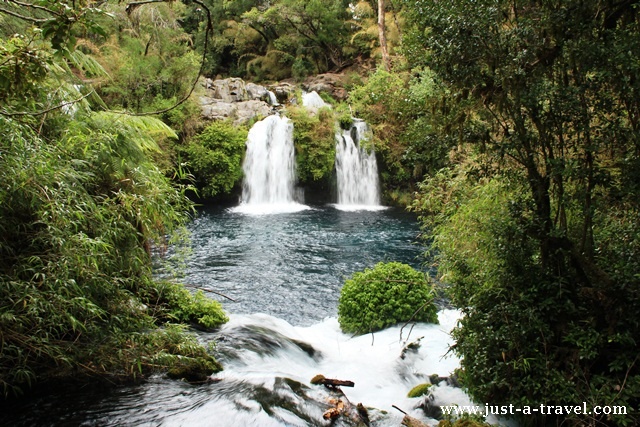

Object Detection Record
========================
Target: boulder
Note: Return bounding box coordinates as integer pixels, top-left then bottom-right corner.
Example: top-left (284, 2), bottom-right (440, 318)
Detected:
top-left (204, 77), bottom-right (248, 102)
top-left (199, 77), bottom-right (275, 125)
top-left (269, 82), bottom-right (297, 104)
top-left (303, 73), bottom-right (348, 101)
top-left (199, 97), bottom-right (273, 126)
top-left (246, 83), bottom-right (271, 103)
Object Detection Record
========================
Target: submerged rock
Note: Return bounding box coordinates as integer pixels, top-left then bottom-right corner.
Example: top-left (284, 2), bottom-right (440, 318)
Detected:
top-left (166, 355), bottom-right (223, 383)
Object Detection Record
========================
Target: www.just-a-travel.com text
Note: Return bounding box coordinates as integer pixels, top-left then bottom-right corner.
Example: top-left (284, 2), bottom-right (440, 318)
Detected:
top-left (440, 402), bottom-right (628, 418)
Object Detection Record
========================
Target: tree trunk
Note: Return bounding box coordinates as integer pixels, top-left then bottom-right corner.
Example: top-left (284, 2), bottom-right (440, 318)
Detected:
top-left (378, 0), bottom-right (390, 70)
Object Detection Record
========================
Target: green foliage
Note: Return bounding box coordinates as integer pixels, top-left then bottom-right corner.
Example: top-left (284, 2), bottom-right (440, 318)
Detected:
top-left (287, 105), bottom-right (337, 184)
top-left (180, 120), bottom-right (248, 199)
top-left (183, 0), bottom-right (372, 80)
top-left (348, 67), bottom-right (457, 199)
top-left (151, 281), bottom-right (228, 330)
top-left (334, 102), bottom-right (353, 130)
top-left (95, 2), bottom-right (200, 113)
top-left (0, 0), bottom-right (232, 398)
top-left (407, 383), bottom-right (432, 398)
top-left (437, 417), bottom-right (491, 427)
top-left (405, 0), bottom-right (640, 424)
top-left (338, 262), bottom-right (438, 335)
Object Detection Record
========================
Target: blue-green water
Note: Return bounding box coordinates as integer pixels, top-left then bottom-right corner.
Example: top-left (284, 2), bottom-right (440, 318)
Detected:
top-left (182, 203), bottom-right (425, 325)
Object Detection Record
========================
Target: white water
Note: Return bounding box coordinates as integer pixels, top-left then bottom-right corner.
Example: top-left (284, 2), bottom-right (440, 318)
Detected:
top-left (177, 309), bottom-right (475, 427)
top-left (268, 90), bottom-right (279, 106)
top-left (234, 115), bottom-right (309, 215)
top-left (302, 91), bottom-right (330, 109)
top-left (335, 120), bottom-right (383, 210)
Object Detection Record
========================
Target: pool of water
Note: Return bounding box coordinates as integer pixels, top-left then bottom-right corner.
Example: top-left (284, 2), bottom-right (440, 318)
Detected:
top-left (181, 203), bottom-right (425, 325)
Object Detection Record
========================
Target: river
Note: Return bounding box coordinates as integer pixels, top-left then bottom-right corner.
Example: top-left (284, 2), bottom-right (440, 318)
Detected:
top-left (0, 204), bottom-right (472, 426)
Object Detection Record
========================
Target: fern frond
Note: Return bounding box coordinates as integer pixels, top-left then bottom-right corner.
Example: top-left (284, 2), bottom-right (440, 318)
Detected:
top-left (89, 111), bottom-right (177, 153)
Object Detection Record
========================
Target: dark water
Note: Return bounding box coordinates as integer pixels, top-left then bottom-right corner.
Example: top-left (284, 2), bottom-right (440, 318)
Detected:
top-left (0, 204), bottom-right (433, 427)
top-left (183, 204), bottom-right (425, 325)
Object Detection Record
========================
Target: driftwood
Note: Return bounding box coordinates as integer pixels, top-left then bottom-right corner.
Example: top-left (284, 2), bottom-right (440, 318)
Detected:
top-left (393, 405), bottom-right (430, 427)
top-left (400, 415), bottom-right (430, 427)
top-left (311, 375), bottom-right (369, 426)
top-left (310, 374), bottom-right (355, 388)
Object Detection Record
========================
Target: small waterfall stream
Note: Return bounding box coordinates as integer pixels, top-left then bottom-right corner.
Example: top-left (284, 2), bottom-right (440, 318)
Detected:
top-left (335, 120), bottom-right (382, 209)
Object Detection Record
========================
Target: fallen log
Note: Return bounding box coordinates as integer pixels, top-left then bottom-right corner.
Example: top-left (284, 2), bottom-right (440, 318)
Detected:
top-left (311, 375), bottom-right (369, 426)
top-left (311, 374), bottom-right (355, 388)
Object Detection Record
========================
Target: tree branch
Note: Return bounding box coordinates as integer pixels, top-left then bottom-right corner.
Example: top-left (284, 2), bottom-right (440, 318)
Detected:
top-left (0, 90), bottom-right (95, 117)
top-left (0, 5), bottom-right (49, 22)
top-left (5, 0), bottom-right (64, 18)
top-left (120, 0), bottom-right (213, 117)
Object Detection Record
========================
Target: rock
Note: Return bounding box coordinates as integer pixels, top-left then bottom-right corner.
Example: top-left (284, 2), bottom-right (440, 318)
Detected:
top-left (199, 97), bottom-right (273, 126)
top-left (303, 73), bottom-right (348, 101)
top-left (269, 82), bottom-right (297, 104)
top-left (246, 83), bottom-right (270, 102)
top-left (205, 77), bottom-right (248, 102)
top-left (166, 355), bottom-right (222, 383)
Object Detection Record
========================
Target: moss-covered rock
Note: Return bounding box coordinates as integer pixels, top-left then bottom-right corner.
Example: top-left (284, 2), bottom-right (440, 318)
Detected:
top-left (407, 383), bottom-right (432, 398)
top-left (166, 355), bottom-right (222, 382)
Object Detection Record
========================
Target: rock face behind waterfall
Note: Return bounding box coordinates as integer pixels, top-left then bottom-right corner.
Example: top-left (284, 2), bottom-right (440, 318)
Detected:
top-left (199, 77), bottom-right (276, 125)
top-left (198, 75), bottom-right (348, 125)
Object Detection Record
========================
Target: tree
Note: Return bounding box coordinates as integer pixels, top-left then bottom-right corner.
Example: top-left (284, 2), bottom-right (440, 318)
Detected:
top-left (377, 0), bottom-right (389, 70)
top-left (405, 0), bottom-right (640, 425)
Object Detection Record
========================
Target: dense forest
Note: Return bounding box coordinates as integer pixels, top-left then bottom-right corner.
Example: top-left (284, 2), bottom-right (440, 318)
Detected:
top-left (1, 0), bottom-right (639, 426)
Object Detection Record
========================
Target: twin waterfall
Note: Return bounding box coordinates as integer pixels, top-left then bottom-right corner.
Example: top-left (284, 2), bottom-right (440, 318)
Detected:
top-left (335, 120), bottom-right (380, 207)
top-left (237, 93), bottom-right (381, 213)
top-left (241, 115), bottom-right (297, 205)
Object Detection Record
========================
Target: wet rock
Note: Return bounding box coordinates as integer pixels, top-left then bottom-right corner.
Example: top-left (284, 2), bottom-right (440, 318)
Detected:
top-left (269, 82), bottom-right (296, 104)
top-left (428, 372), bottom-right (461, 388)
top-left (166, 355), bottom-right (222, 383)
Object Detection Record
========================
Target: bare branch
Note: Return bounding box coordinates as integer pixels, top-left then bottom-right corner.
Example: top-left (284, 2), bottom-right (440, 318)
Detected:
top-left (0, 90), bottom-right (95, 117)
top-left (5, 0), bottom-right (64, 18)
top-left (0, 5), bottom-right (49, 22)
top-left (183, 284), bottom-right (237, 302)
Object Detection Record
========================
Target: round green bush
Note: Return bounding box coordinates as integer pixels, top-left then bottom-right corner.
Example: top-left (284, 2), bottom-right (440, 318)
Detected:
top-left (338, 262), bottom-right (438, 334)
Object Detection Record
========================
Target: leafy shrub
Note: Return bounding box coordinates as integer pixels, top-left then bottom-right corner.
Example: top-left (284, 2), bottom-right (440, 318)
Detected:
top-left (338, 262), bottom-right (438, 334)
top-left (180, 121), bottom-right (248, 199)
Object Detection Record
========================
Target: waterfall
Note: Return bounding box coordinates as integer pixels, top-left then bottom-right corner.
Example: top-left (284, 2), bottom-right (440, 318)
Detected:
top-left (233, 115), bottom-right (307, 214)
top-left (267, 90), bottom-right (279, 106)
top-left (335, 119), bottom-right (383, 210)
top-left (302, 91), bottom-right (329, 109)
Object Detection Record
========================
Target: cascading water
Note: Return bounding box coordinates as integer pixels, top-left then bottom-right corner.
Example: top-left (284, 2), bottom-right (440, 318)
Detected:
top-left (234, 114), bottom-right (307, 214)
top-left (302, 91), bottom-right (329, 109)
top-left (335, 119), bottom-right (382, 210)
top-left (267, 90), bottom-right (279, 106)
